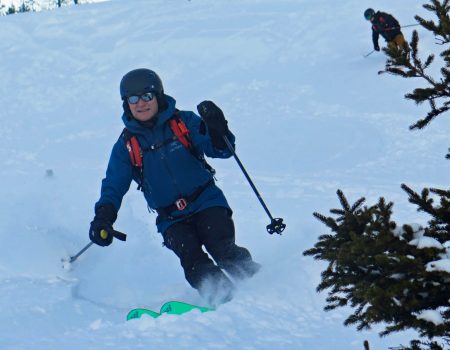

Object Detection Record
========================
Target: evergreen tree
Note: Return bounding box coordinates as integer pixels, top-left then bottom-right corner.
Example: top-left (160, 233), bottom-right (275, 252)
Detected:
top-left (18, 1), bottom-right (32, 13)
top-left (303, 188), bottom-right (450, 349)
top-left (305, 4), bottom-right (449, 348)
top-left (378, 0), bottom-right (450, 134)
top-left (55, 0), bottom-right (81, 8)
top-left (56, 0), bottom-right (72, 7)
top-left (6, 5), bottom-right (17, 15)
top-left (3, 0), bottom-right (86, 14)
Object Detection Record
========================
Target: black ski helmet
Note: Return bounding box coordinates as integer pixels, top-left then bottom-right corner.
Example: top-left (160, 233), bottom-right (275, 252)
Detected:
top-left (120, 68), bottom-right (163, 98)
top-left (119, 68), bottom-right (168, 112)
top-left (364, 8), bottom-right (375, 20)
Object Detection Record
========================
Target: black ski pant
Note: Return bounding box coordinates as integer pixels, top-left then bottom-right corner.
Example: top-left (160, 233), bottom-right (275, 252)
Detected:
top-left (162, 206), bottom-right (259, 303)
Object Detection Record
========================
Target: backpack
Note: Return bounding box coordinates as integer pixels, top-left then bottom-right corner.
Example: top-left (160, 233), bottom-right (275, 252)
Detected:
top-left (122, 111), bottom-right (215, 191)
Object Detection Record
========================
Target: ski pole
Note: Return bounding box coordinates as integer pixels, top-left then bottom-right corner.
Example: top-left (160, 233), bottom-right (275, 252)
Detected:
top-left (67, 242), bottom-right (94, 264)
top-left (384, 24), bottom-right (420, 32)
top-left (223, 135), bottom-right (286, 235)
top-left (363, 49), bottom-right (375, 58)
top-left (401, 24), bottom-right (420, 28)
top-left (63, 229), bottom-right (127, 265)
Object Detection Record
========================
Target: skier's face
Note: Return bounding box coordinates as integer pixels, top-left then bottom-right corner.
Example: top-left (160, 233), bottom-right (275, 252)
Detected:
top-left (128, 93), bottom-right (159, 121)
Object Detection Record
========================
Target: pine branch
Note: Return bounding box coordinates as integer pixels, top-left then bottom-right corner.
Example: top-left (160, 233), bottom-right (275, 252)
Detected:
top-left (337, 189), bottom-right (351, 212)
top-left (389, 338), bottom-right (449, 350)
top-left (417, 0), bottom-right (450, 44)
top-left (351, 197), bottom-right (366, 212)
top-left (401, 184), bottom-right (435, 214)
top-left (378, 1), bottom-right (450, 132)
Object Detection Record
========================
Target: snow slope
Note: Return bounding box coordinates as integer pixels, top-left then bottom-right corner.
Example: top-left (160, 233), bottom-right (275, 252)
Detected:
top-left (0, 0), bottom-right (448, 349)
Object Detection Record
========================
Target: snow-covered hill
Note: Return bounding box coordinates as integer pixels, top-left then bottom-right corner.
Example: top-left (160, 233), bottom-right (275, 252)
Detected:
top-left (0, 0), bottom-right (448, 349)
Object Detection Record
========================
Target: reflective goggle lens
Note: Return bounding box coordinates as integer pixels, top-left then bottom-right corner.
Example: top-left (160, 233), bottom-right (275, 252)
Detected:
top-left (128, 92), bottom-right (155, 104)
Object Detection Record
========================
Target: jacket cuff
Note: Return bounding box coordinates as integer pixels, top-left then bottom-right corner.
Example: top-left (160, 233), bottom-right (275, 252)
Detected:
top-left (95, 203), bottom-right (118, 224)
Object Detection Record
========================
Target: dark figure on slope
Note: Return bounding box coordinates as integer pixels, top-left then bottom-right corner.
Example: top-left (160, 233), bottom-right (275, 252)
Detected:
top-left (364, 8), bottom-right (408, 51)
top-left (89, 68), bottom-right (260, 305)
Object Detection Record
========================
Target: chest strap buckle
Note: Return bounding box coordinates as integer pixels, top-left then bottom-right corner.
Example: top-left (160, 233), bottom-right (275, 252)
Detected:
top-left (175, 198), bottom-right (188, 211)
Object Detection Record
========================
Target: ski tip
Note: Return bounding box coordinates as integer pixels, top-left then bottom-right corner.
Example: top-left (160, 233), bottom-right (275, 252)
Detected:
top-left (160, 301), bottom-right (215, 315)
top-left (126, 308), bottom-right (161, 321)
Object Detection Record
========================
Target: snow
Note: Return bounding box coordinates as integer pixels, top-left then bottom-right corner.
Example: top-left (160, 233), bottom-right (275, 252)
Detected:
top-left (426, 259), bottom-right (450, 273)
top-left (408, 228), bottom-right (450, 274)
top-left (410, 236), bottom-right (444, 249)
top-left (416, 310), bottom-right (445, 326)
top-left (0, 0), bottom-right (449, 349)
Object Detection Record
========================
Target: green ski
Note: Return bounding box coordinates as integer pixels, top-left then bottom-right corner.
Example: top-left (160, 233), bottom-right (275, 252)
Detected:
top-left (127, 301), bottom-right (214, 321)
top-left (127, 308), bottom-right (161, 319)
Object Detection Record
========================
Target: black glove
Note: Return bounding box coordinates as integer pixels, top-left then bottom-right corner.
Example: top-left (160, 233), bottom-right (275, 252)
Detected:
top-left (197, 100), bottom-right (230, 150)
top-left (374, 44), bottom-right (380, 51)
top-left (89, 204), bottom-right (118, 247)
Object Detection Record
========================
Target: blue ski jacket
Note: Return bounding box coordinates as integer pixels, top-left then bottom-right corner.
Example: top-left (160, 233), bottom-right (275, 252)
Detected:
top-left (95, 95), bottom-right (234, 233)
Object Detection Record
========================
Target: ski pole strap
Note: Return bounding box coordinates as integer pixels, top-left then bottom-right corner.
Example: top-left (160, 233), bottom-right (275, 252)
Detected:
top-left (112, 229), bottom-right (127, 241)
top-left (100, 228), bottom-right (127, 242)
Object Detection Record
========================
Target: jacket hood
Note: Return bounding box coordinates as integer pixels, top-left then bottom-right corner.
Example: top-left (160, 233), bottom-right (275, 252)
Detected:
top-left (121, 94), bottom-right (177, 134)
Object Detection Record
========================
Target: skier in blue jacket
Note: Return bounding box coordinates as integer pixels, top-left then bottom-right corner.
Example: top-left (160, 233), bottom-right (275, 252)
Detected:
top-left (89, 68), bottom-right (260, 305)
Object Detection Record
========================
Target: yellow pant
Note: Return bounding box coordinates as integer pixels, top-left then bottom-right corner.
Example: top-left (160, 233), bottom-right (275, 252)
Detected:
top-left (388, 33), bottom-right (408, 50)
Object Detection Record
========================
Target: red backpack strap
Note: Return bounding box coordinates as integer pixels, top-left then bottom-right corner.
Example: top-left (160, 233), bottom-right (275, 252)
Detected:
top-left (122, 128), bottom-right (143, 167)
top-left (128, 136), bottom-right (143, 167)
top-left (169, 111), bottom-right (216, 177)
top-left (169, 112), bottom-right (192, 150)
top-left (122, 128), bottom-right (144, 191)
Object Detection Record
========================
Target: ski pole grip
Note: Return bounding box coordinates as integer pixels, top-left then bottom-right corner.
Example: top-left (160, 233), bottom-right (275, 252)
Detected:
top-left (100, 229), bottom-right (109, 239)
top-left (113, 230), bottom-right (127, 241)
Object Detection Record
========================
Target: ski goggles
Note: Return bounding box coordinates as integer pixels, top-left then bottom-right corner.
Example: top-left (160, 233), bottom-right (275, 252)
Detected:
top-left (127, 92), bottom-right (155, 104)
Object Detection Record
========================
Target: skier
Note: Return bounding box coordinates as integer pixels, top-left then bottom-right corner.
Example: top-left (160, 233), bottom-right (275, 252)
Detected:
top-left (88, 68), bottom-right (260, 305)
top-left (364, 8), bottom-right (408, 52)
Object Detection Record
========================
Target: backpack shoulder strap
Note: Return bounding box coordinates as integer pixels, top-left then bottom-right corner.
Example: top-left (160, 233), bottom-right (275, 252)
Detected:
top-left (121, 128), bottom-right (144, 190)
top-left (122, 128), bottom-right (143, 167)
top-left (121, 112), bottom-right (216, 193)
top-left (169, 110), bottom-right (192, 150)
top-left (169, 111), bottom-right (216, 176)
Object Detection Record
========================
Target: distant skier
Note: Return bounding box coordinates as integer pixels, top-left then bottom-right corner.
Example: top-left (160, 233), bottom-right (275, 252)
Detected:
top-left (88, 68), bottom-right (260, 305)
top-left (364, 8), bottom-right (408, 52)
